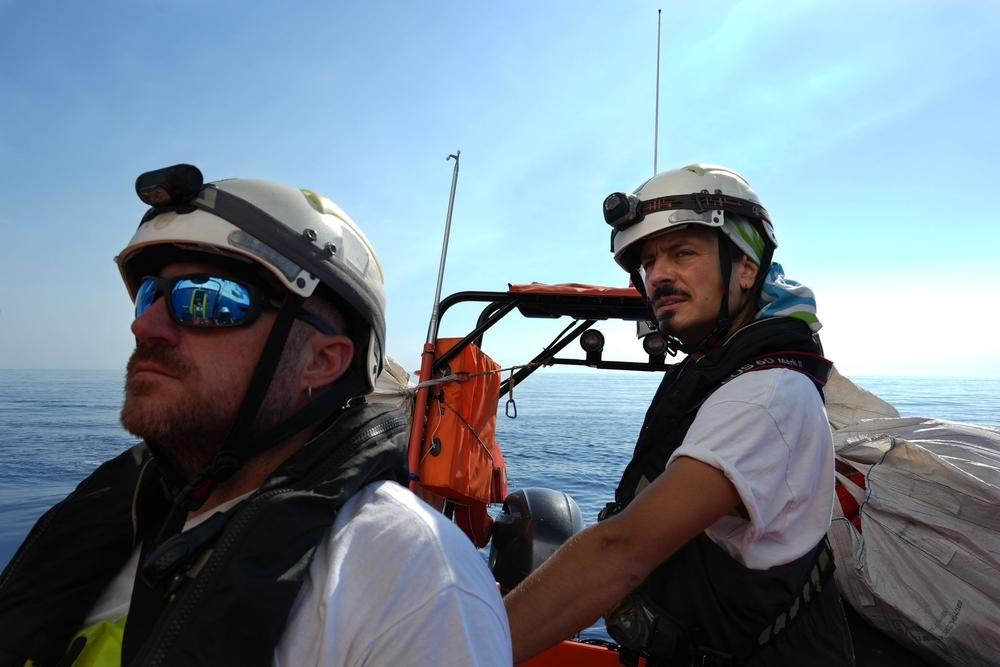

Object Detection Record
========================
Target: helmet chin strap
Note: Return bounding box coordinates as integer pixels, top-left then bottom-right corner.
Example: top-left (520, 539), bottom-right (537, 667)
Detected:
top-left (633, 227), bottom-right (776, 358)
top-left (166, 293), bottom-right (363, 512)
top-left (630, 234), bottom-right (735, 357)
top-left (692, 232), bottom-right (735, 354)
top-left (695, 228), bottom-right (776, 355)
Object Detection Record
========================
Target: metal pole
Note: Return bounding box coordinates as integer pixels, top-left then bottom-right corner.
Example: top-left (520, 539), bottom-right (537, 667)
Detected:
top-left (409, 151), bottom-right (461, 493)
top-left (654, 9), bottom-right (661, 176)
top-left (426, 151), bottom-right (461, 344)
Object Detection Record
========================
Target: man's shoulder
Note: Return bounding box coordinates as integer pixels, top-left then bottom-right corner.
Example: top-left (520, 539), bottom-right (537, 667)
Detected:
top-left (705, 366), bottom-right (821, 409)
top-left (311, 480), bottom-right (506, 632)
top-left (341, 480), bottom-right (448, 528)
top-left (282, 487), bottom-right (511, 666)
top-left (333, 481), bottom-right (483, 569)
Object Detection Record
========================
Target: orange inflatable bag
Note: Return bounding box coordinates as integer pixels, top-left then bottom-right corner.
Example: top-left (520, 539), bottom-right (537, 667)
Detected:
top-left (418, 338), bottom-right (507, 505)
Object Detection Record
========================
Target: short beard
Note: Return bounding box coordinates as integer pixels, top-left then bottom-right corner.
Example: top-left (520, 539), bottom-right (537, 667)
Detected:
top-left (121, 343), bottom-right (233, 479)
top-left (120, 330), bottom-right (310, 480)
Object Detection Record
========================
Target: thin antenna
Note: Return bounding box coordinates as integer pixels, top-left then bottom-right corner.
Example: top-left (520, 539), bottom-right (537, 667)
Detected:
top-left (653, 8), bottom-right (662, 176)
top-left (409, 150), bottom-right (461, 492)
top-left (425, 151), bottom-right (461, 344)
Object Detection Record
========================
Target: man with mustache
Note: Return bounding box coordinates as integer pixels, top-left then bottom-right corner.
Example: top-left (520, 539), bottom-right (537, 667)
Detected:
top-left (0, 165), bottom-right (510, 666)
top-left (505, 164), bottom-right (853, 665)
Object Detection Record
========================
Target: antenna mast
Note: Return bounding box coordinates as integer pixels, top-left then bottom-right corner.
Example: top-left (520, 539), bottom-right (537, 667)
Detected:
top-left (425, 151), bottom-right (461, 344)
top-left (409, 151), bottom-right (461, 492)
top-left (653, 8), bottom-right (662, 176)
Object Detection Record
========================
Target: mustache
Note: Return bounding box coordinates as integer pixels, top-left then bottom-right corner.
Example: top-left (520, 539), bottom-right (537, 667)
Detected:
top-left (126, 343), bottom-right (194, 378)
top-left (651, 284), bottom-right (691, 301)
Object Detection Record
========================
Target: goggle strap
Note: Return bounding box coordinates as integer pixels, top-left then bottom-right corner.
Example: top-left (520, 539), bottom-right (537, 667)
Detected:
top-left (296, 308), bottom-right (335, 336)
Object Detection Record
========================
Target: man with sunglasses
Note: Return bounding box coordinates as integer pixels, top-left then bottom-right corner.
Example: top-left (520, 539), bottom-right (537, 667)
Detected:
top-left (505, 164), bottom-right (853, 666)
top-left (0, 165), bottom-right (511, 666)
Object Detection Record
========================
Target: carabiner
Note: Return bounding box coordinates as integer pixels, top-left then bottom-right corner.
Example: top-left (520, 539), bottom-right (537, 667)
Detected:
top-left (505, 369), bottom-right (517, 419)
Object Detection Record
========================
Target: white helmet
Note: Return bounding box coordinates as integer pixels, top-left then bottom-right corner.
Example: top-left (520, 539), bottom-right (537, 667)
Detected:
top-left (117, 164), bottom-right (386, 393)
top-left (604, 163), bottom-right (777, 272)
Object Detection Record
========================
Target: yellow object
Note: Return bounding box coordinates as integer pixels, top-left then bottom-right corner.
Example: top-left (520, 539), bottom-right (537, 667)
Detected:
top-left (26, 616), bottom-right (127, 667)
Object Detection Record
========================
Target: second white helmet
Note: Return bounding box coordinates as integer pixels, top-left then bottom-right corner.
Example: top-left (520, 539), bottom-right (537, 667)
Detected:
top-left (604, 163), bottom-right (777, 272)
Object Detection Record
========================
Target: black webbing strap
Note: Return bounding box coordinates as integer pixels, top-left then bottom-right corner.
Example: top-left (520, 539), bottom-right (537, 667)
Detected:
top-left (697, 232), bottom-right (735, 354)
top-left (751, 539), bottom-right (836, 652)
top-left (718, 349), bottom-right (833, 393)
top-left (614, 541), bottom-right (836, 666)
top-left (121, 507), bottom-right (188, 665)
top-left (639, 193), bottom-right (771, 225)
top-left (157, 293), bottom-right (304, 517)
top-left (223, 294), bottom-right (303, 454)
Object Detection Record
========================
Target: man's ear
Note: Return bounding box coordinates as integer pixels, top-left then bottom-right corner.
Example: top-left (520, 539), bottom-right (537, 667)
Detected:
top-left (301, 335), bottom-right (355, 392)
top-left (738, 256), bottom-right (759, 291)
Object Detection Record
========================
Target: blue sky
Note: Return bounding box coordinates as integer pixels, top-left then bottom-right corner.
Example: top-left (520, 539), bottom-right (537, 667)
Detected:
top-left (1, 1), bottom-right (998, 378)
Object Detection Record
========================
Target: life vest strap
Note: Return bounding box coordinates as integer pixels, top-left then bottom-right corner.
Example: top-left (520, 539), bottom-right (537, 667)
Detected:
top-left (718, 349), bottom-right (833, 393)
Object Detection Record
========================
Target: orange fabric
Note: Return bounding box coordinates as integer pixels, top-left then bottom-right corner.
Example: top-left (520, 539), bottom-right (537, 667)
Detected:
top-left (418, 338), bottom-right (508, 506)
top-left (521, 640), bottom-right (639, 666)
top-left (508, 282), bottom-right (642, 298)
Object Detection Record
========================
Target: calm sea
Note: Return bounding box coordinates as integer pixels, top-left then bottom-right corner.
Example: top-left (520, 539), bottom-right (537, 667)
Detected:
top-left (2, 369), bottom-right (998, 571)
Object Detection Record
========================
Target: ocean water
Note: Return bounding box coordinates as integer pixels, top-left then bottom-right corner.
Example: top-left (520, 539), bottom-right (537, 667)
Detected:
top-left (1, 368), bottom-right (998, 571)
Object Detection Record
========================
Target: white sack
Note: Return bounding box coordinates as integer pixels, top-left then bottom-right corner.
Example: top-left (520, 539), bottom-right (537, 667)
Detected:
top-left (829, 413), bottom-right (1000, 666)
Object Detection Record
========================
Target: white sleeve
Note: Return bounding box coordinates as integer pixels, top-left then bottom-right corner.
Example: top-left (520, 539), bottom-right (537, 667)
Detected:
top-left (354, 582), bottom-right (512, 667)
top-left (667, 368), bottom-right (835, 569)
top-left (275, 481), bottom-right (512, 667)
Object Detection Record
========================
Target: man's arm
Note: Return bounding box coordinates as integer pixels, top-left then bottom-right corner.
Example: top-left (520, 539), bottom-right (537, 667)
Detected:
top-left (504, 455), bottom-right (741, 663)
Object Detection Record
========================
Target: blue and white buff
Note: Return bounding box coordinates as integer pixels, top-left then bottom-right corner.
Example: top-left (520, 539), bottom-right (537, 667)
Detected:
top-left (720, 215), bottom-right (821, 332)
top-left (756, 262), bottom-right (821, 332)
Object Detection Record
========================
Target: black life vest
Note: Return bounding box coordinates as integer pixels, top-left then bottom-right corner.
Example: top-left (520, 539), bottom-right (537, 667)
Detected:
top-left (604, 317), bottom-right (853, 666)
top-left (0, 402), bottom-right (409, 667)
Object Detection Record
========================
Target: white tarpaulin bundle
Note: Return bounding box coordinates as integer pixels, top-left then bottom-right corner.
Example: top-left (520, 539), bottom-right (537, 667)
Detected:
top-left (367, 355), bottom-right (414, 419)
top-left (826, 370), bottom-right (1000, 666)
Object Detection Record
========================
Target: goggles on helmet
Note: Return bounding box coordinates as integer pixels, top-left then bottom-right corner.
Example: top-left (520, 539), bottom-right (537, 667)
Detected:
top-left (603, 192), bottom-right (771, 230)
top-left (135, 274), bottom-right (335, 334)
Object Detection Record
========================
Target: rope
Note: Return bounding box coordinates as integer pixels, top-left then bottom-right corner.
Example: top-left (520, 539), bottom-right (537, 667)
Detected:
top-left (409, 361), bottom-right (545, 392)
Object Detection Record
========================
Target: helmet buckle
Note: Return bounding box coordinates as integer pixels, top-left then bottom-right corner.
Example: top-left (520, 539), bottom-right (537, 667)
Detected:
top-left (692, 190), bottom-right (726, 213)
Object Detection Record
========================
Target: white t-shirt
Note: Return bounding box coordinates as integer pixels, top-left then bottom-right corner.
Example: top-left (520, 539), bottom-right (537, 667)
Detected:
top-left (667, 368), bottom-right (835, 570)
top-left (276, 481), bottom-right (511, 666)
top-left (86, 481), bottom-right (512, 666)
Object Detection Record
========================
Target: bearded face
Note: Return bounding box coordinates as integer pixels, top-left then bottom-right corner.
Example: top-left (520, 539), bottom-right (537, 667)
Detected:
top-left (120, 261), bottom-right (311, 480)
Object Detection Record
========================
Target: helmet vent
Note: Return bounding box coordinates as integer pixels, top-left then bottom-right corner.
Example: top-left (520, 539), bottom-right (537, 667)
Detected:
top-left (300, 189), bottom-right (326, 213)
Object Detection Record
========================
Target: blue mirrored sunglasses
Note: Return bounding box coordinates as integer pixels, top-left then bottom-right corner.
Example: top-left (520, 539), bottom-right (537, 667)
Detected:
top-left (135, 275), bottom-right (335, 334)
